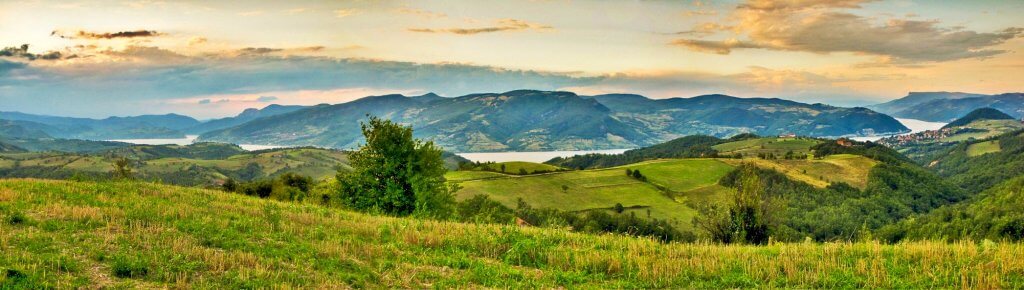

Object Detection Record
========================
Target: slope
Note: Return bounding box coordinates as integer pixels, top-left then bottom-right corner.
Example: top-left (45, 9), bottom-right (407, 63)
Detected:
top-left (1, 179), bottom-right (1021, 288)
top-left (941, 107), bottom-right (1015, 129)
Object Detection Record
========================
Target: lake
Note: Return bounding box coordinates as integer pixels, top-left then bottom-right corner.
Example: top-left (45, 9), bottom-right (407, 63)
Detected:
top-left (109, 118), bottom-right (944, 161)
top-left (456, 149), bottom-right (631, 163)
top-left (849, 118), bottom-right (947, 142)
top-left (108, 135), bottom-right (285, 151)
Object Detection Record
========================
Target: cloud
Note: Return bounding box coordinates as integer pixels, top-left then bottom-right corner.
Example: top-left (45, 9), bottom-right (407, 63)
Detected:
top-left (238, 10), bottom-right (264, 16)
top-left (673, 0), bottom-right (1024, 63)
top-left (670, 38), bottom-right (761, 54)
top-left (188, 37), bottom-right (208, 46)
top-left (397, 7), bottom-right (447, 19)
top-left (256, 96), bottom-right (278, 102)
top-left (408, 19), bottom-right (553, 35)
top-left (198, 99), bottom-right (211, 104)
top-left (1, 44), bottom-right (66, 61)
top-left (334, 9), bottom-right (358, 18)
top-left (52, 29), bottom-right (163, 39)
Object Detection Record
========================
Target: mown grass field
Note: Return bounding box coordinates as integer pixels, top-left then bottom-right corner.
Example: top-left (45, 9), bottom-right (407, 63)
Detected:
top-left (471, 161), bottom-right (562, 173)
top-left (0, 148), bottom-right (349, 182)
top-left (722, 154), bottom-right (879, 189)
top-left (943, 120), bottom-right (1024, 142)
top-left (713, 137), bottom-right (821, 157)
top-left (967, 140), bottom-right (1001, 157)
top-left (1, 179), bottom-right (1023, 288)
top-left (454, 159), bottom-right (735, 229)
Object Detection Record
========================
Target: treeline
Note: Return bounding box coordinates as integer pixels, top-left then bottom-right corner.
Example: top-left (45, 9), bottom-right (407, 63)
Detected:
top-left (707, 162), bottom-right (966, 242)
top-left (881, 176), bottom-right (1024, 242)
top-left (456, 195), bottom-right (691, 242)
top-left (928, 129), bottom-right (1024, 194)
top-left (810, 139), bottom-right (909, 164)
top-left (545, 135), bottom-right (735, 169)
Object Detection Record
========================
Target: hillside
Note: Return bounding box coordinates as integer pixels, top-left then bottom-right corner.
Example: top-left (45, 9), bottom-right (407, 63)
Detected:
top-left (884, 175), bottom-right (1024, 242)
top-left (0, 146), bottom-right (351, 186)
top-left (184, 104), bottom-right (307, 134)
top-left (941, 108), bottom-right (1015, 129)
top-left (3, 179), bottom-right (1020, 288)
top-left (928, 130), bottom-right (1024, 194)
top-left (453, 159), bottom-right (736, 230)
top-left (199, 90), bottom-right (907, 152)
top-left (0, 111), bottom-right (200, 139)
top-left (870, 92), bottom-right (1024, 122)
top-left (878, 109), bottom-right (1023, 163)
top-left (868, 92), bottom-right (986, 116)
top-left (591, 93), bottom-right (908, 138)
top-left (0, 141), bottom-right (25, 153)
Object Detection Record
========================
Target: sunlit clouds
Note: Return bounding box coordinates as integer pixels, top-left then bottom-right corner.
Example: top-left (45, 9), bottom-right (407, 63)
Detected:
top-left (0, 0), bottom-right (1022, 118)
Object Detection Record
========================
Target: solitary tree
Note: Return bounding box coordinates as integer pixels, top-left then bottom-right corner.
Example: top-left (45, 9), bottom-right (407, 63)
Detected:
top-left (337, 116), bottom-right (456, 217)
top-left (112, 157), bottom-right (133, 180)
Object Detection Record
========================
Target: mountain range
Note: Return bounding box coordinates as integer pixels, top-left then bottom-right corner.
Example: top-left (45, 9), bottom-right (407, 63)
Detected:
top-left (196, 90), bottom-right (907, 152)
top-left (869, 92), bottom-right (1024, 122)
top-left (0, 111), bottom-right (200, 139)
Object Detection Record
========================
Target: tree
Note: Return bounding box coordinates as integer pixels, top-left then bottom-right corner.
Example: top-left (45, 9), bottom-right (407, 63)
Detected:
top-left (694, 166), bottom-right (778, 244)
top-left (613, 203), bottom-right (625, 213)
top-left (500, 163), bottom-right (506, 173)
top-left (112, 157), bottom-right (133, 180)
top-left (337, 116), bottom-right (457, 218)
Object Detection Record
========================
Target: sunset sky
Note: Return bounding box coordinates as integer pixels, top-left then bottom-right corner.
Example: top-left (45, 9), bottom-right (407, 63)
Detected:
top-left (1, 0), bottom-right (1022, 119)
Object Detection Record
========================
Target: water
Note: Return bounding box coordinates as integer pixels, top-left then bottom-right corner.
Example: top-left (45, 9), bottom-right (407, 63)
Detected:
top-left (849, 118), bottom-right (947, 142)
top-left (107, 135), bottom-right (284, 151)
top-left (457, 149), bottom-right (631, 163)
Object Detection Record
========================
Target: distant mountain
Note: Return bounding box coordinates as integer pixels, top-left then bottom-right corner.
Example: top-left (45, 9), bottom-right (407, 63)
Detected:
top-left (870, 92), bottom-right (1024, 122)
top-left (199, 90), bottom-right (908, 152)
top-left (941, 108), bottom-right (1015, 129)
top-left (185, 104), bottom-right (307, 134)
top-left (200, 91), bottom-right (645, 152)
top-left (0, 111), bottom-right (201, 139)
top-left (0, 119), bottom-right (53, 139)
top-left (0, 140), bottom-right (25, 152)
top-left (589, 93), bottom-right (908, 138)
top-left (868, 92), bottom-right (986, 115)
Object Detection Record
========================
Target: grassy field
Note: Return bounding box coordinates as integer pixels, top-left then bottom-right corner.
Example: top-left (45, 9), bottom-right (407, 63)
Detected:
top-left (454, 159), bottom-right (734, 229)
top-left (1, 179), bottom-right (1023, 288)
top-left (0, 148), bottom-right (349, 183)
top-left (472, 161), bottom-right (562, 173)
top-left (445, 170), bottom-right (511, 182)
top-left (967, 140), bottom-right (1001, 157)
top-left (713, 137), bottom-right (821, 157)
top-left (721, 154), bottom-right (878, 189)
top-left (943, 120), bottom-right (1024, 142)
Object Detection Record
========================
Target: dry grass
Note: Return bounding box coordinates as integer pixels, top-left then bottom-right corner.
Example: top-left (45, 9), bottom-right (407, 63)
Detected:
top-left (1, 178), bottom-right (1022, 288)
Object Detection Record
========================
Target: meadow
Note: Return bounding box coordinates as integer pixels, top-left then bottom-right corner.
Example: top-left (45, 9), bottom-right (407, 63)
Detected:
top-left (454, 159), bottom-right (735, 229)
top-left (2, 179), bottom-right (1022, 288)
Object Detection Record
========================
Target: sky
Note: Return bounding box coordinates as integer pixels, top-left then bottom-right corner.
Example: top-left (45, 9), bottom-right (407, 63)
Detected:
top-left (1, 0), bottom-right (1022, 119)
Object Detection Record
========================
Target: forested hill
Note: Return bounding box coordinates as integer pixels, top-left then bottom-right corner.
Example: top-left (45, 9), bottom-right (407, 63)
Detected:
top-left (870, 92), bottom-right (1024, 122)
top-left (941, 107), bottom-right (1015, 129)
top-left (197, 90), bottom-right (907, 152)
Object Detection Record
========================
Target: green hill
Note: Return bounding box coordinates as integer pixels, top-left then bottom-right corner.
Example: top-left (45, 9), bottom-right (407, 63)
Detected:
top-left (0, 147), bottom-right (350, 186)
top-left (454, 159), bottom-right (736, 230)
top-left (941, 108), bottom-right (1015, 129)
top-left (1, 179), bottom-right (1021, 288)
top-left (470, 161), bottom-right (562, 174)
top-left (884, 175), bottom-right (1024, 242)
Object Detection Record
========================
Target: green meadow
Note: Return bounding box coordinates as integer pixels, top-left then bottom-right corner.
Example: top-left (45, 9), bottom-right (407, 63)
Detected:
top-left (2, 179), bottom-right (1022, 288)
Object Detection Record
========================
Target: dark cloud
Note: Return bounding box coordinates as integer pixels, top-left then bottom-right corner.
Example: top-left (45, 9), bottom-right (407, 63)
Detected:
top-left (670, 39), bottom-right (762, 54)
top-left (408, 19), bottom-right (552, 35)
top-left (0, 44), bottom-right (65, 61)
top-left (52, 30), bottom-right (163, 39)
top-left (674, 0), bottom-right (1024, 63)
top-left (237, 47), bottom-right (283, 55)
top-left (256, 96), bottom-right (278, 102)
